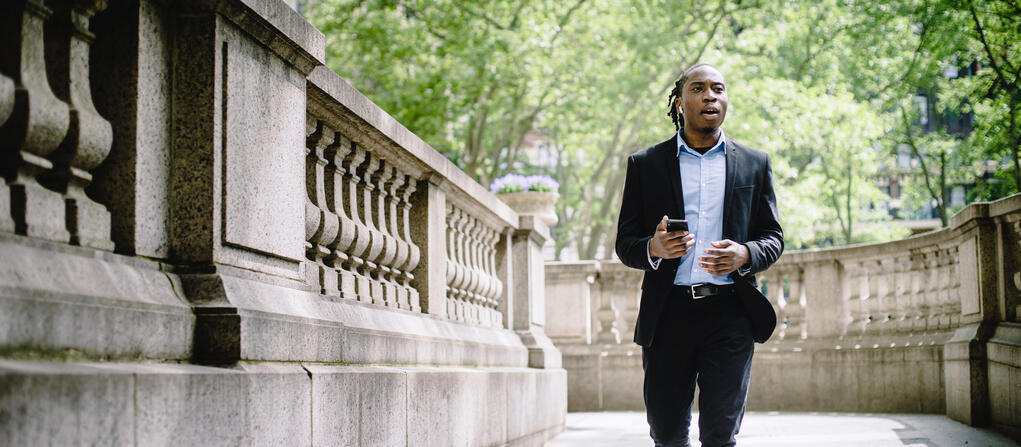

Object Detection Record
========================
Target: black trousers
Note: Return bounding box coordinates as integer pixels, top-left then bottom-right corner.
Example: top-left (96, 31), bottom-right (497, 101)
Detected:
top-left (642, 286), bottom-right (755, 447)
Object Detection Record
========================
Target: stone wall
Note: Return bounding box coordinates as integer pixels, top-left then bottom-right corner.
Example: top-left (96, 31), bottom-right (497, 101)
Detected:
top-left (546, 194), bottom-right (1021, 441)
top-left (0, 0), bottom-right (565, 445)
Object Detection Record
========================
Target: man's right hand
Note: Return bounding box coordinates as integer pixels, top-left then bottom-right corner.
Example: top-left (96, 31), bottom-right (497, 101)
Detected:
top-left (649, 215), bottom-right (694, 259)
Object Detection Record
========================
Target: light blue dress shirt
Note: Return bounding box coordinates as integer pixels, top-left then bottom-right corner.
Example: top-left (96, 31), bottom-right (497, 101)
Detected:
top-left (648, 129), bottom-right (733, 286)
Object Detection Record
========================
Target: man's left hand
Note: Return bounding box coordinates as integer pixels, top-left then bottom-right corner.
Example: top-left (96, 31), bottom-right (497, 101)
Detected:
top-left (699, 239), bottom-right (750, 275)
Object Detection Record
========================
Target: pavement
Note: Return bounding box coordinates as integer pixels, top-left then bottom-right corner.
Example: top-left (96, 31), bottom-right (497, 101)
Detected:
top-left (545, 411), bottom-right (1019, 447)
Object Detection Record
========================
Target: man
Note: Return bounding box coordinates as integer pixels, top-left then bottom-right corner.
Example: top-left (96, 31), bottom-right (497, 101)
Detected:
top-left (614, 63), bottom-right (783, 447)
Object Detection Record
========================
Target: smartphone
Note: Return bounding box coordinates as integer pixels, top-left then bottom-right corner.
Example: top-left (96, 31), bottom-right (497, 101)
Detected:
top-left (666, 219), bottom-right (688, 233)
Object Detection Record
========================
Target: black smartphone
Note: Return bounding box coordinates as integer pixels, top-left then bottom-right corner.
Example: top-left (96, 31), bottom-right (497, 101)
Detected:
top-left (666, 219), bottom-right (688, 232)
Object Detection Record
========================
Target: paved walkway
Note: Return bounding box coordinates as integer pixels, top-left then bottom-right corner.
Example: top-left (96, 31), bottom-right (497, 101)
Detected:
top-left (546, 411), bottom-right (1019, 447)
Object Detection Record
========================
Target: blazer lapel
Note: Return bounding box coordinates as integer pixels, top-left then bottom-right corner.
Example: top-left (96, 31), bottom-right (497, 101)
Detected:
top-left (663, 134), bottom-right (684, 218)
top-left (722, 137), bottom-right (738, 239)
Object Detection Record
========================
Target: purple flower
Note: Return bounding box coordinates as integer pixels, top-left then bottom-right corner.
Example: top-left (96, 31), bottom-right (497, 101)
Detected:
top-left (526, 175), bottom-right (559, 192)
top-left (490, 173), bottom-right (559, 194)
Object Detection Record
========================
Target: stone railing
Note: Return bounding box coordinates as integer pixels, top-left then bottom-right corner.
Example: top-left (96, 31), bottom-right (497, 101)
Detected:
top-left (0, 1), bottom-right (564, 445)
top-left (546, 194), bottom-right (1021, 440)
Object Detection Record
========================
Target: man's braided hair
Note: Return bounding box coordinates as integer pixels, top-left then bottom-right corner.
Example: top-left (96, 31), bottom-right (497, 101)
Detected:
top-left (667, 62), bottom-right (716, 130)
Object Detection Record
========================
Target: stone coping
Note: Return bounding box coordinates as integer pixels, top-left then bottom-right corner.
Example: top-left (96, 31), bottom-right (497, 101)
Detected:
top-left (776, 192), bottom-right (1020, 266)
top-left (184, 0), bottom-right (325, 72)
top-left (307, 66), bottom-right (519, 230)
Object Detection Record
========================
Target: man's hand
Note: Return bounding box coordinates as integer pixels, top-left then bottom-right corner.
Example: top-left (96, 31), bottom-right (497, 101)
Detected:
top-left (699, 239), bottom-right (750, 275)
top-left (649, 215), bottom-right (694, 259)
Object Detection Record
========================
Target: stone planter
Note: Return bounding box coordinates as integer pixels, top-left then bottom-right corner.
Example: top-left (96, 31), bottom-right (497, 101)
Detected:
top-left (497, 191), bottom-right (559, 226)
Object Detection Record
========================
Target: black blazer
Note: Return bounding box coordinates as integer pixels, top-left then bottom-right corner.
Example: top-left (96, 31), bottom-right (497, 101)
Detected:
top-left (615, 134), bottom-right (783, 346)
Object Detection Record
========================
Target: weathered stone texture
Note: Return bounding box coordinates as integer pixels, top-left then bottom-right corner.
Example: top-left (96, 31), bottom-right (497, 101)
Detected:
top-left (0, 0), bottom-right (567, 445)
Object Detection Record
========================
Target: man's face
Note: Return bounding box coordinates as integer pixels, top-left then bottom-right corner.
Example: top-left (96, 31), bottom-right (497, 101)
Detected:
top-left (677, 66), bottom-right (728, 133)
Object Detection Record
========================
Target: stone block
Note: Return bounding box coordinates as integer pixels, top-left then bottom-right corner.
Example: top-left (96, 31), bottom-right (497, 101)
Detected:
top-left (544, 272), bottom-right (593, 342)
top-left (600, 353), bottom-right (644, 411)
top-left (0, 236), bottom-right (193, 359)
top-left (132, 363), bottom-right (246, 446)
top-left (988, 323), bottom-right (1021, 440)
top-left (564, 352), bottom-right (601, 411)
top-left (0, 361), bottom-right (134, 446)
top-left (220, 20), bottom-right (305, 264)
top-left (406, 368), bottom-right (469, 447)
top-left (234, 363), bottom-right (311, 447)
top-left (307, 365), bottom-right (407, 447)
top-left (504, 368), bottom-right (538, 442)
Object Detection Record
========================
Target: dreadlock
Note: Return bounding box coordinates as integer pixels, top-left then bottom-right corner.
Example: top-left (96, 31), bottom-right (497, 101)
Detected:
top-left (667, 62), bottom-right (717, 130)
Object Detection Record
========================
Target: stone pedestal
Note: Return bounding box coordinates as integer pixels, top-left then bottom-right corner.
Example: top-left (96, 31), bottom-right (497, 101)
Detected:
top-left (513, 215), bottom-right (562, 368)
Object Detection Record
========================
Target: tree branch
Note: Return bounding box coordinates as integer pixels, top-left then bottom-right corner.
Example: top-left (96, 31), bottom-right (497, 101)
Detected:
top-left (968, 0), bottom-right (1014, 91)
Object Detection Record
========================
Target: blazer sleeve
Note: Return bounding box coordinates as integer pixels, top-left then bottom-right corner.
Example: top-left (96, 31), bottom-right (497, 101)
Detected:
top-left (741, 154), bottom-right (784, 275)
top-left (615, 154), bottom-right (655, 271)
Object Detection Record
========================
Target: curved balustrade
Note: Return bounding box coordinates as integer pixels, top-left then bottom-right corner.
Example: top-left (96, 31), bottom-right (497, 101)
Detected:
top-left (547, 195), bottom-right (1021, 428)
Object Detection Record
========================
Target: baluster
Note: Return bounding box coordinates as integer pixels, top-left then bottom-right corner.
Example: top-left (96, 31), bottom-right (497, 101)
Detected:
top-left (787, 268), bottom-right (806, 341)
top-left (40, 0), bottom-right (113, 250)
top-left (325, 134), bottom-right (357, 300)
top-left (619, 271), bottom-right (641, 343)
top-left (469, 218), bottom-right (485, 322)
top-left (594, 271), bottom-right (621, 344)
top-left (341, 146), bottom-right (372, 303)
top-left (371, 161), bottom-right (398, 307)
top-left (485, 226), bottom-right (503, 326)
top-left (358, 153), bottom-right (384, 305)
top-left (445, 205), bottom-right (464, 321)
top-left (891, 255), bottom-right (909, 338)
top-left (907, 253), bottom-right (925, 339)
top-left (463, 216), bottom-right (481, 324)
top-left (303, 117), bottom-right (322, 285)
top-left (454, 208), bottom-right (467, 321)
top-left (936, 249), bottom-right (952, 330)
top-left (763, 270), bottom-right (784, 344)
top-left (920, 251), bottom-right (938, 336)
top-left (837, 260), bottom-right (858, 344)
top-left (471, 224), bottom-right (490, 325)
top-left (928, 250), bottom-right (946, 332)
top-left (0, 0), bottom-right (71, 241)
top-left (873, 257), bottom-right (890, 336)
top-left (305, 117), bottom-right (338, 295)
top-left (386, 171), bottom-right (409, 309)
top-left (397, 176), bottom-right (421, 312)
top-left (862, 260), bottom-right (879, 340)
top-left (847, 261), bottom-right (869, 343)
top-left (939, 247), bottom-right (955, 328)
top-left (488, 227), bottom-right (503, 326)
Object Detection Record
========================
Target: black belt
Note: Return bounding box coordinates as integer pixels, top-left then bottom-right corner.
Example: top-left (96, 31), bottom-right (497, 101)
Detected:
top-left (673, 283), bottom-right (736, 300)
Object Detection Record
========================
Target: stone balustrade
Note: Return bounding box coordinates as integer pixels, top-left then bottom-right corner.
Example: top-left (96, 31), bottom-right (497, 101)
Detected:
top-left (0, 0), bottom-right (565, 445)
top-left (546, 194), bottom-right (1021, 440)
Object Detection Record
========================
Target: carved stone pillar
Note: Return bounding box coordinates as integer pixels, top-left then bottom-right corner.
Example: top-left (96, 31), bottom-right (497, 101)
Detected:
top-left (398, 177), bottom-right (421, 312)
top-left (342, 146), bottom-right (372, 303)
top-left (409, 175), bottom-right (447, 317)
top-left (594, 271), bottom-right (621, 345)
top-left (41, 0), bottom-right (113, 250)
top-left (324, 134), bottom-right (356, 300)
top-left (305, 117), bottom-right (339, 296)
top-left (0, 0), bottom-right (71, 241)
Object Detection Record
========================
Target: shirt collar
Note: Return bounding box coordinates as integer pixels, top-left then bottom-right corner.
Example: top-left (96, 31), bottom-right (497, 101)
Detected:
top-left (677, 128), bottom-right (726, 157)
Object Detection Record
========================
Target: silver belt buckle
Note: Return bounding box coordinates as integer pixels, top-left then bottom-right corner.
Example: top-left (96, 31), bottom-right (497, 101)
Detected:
top-left (690, 283), bottom-right (706, 300)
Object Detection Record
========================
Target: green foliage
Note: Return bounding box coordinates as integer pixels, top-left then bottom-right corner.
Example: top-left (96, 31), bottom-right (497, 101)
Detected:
top-left (305, 0), bottom-right (1017, 258)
